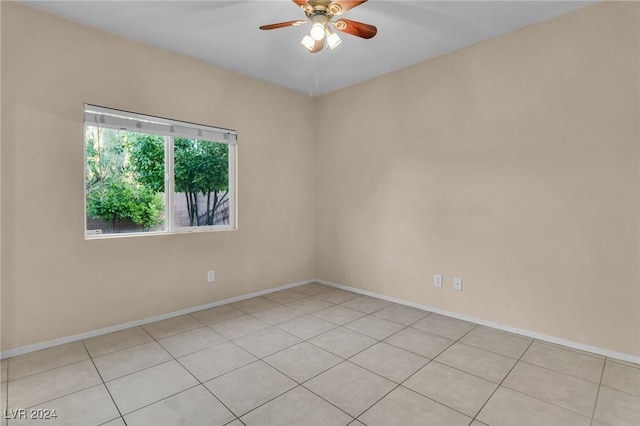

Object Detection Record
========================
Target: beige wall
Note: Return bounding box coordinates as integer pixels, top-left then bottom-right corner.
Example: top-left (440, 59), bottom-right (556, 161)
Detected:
top-left (1, 2), bottom-right (315, 350)
top-left (2, 2), bottom-right (639, 358)
top-left (315, 2), bottom-right (640, 356)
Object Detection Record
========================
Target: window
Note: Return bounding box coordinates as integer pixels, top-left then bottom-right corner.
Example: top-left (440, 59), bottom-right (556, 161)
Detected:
top-left (84, 105), bottom-right (236, 238)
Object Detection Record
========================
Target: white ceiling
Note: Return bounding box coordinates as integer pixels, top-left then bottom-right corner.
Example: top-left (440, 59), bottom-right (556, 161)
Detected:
top-left (23, 1), bottom-right (595, 96)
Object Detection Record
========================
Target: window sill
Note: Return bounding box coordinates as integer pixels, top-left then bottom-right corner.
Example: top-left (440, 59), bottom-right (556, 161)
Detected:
top-left (84, 225), bottom-right (237, 240)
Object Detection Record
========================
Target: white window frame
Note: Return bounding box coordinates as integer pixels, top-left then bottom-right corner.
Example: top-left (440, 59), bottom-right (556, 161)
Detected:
top-left (83, 104), bottom-right (237, 239)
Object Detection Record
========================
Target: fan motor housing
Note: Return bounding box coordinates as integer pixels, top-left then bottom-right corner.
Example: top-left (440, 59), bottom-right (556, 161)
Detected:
top-left (304, 0), bottom-right (333, 15)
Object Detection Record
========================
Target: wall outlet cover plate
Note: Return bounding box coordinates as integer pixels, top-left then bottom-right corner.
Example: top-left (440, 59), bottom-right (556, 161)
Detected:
top-left (453, 277), bottom-right (462, 291)
top-left (434, 274), bottom-right (443, 288)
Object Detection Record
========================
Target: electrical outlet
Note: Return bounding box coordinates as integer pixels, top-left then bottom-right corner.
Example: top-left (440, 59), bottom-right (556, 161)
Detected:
top-left (207, 270), bottom-right (215, 283)
top-left (453, 277), bottom-right (462, 291)
top-left (434, 274), bottom-right (443, 288)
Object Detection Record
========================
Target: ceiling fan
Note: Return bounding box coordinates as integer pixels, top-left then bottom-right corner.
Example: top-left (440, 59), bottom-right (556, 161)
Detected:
top-left (259, 0), bottom-right (377, 53)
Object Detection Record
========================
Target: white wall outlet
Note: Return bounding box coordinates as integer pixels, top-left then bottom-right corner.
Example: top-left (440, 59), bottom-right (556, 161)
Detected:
top-left (434, 274), bottom-right (443, 288)
top-left (207, 270), bottom-right (215, 283)
top-left (453, 277), bottom-right (463, 291)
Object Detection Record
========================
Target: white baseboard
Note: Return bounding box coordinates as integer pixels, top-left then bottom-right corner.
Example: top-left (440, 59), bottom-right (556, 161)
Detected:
top-left (4, 277), bottom-right (638, 365)
top-left (0, 278), bottom-right (314, 360)
top-left (315, 279), bottom-right (640, 365)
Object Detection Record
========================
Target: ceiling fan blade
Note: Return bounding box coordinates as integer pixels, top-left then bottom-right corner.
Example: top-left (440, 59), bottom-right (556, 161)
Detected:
top-left (259, 20), bottom-right (307, 30)
top-left (328, 0), bottom-right (367, 15)
top-left (310, 37), bottom-right (324, 53)
top-left (334, 18), bottom-right (377, 39)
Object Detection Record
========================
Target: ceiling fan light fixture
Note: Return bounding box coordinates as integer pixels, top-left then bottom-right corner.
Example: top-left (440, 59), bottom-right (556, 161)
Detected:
top-left (259, 1), bottom-right (376, 54)
top-left (310, 22), bottom-right (325, 41)
top-left (301, 35), bottom-right (316, 51)
top-left (325, 27), bottom-right (342, 49)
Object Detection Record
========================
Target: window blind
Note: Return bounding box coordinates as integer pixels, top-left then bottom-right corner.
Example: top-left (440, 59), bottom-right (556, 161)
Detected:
top-left (84, 104), bottom-right (237, 145)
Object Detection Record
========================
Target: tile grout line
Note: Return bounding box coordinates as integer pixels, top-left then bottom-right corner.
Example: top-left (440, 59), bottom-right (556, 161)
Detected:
top-left (515, 358), bottom-right (604, 385)
top-left (95, 332), bottom-right (353, 425)
top-left (380, 323), bottom-right (512, 385)
top-left (236, 349), bottom-right (358, 423)
top-left (220, 293), bottom-right (479, 422)
top-left (482, 348), bottom-right (610, 418)
top-left (372, 318), bottom-right (474, 381)
top-left (156, 332), bottom-right (230, 360)
top-left (86, 334), bottom-right (156, 358)
top-left (377, 319), bottom-right (610, 423)
top-left (220, 294), bottom-right (398, 423)
top-left (5, 357), bottom-right (92, 384)
top-left (96, 327), bottom-right (243, 424)
top-left (382, 330), bottom-right (455, 358)
top-left (298, 379), bottom-right (364, 421)
top-left (193, 289), bottom-right (324, 337)
top-left (470, 338), bottom-right (535, 424)
top-left (597, 383), bottom-right (640, 397)
top-left (535, 339), bottom-right (606, 361)
top-left (114, 382), bottom-right (203, 420)
top-left (590, 356), bottom-right (607, 425)
top-left (147, 323), bottom-right (207, 340)
top-left (242, 383), bottom-right (355, 424)
top-left (245, 295), bottom-right (364, 326)
top-left (227, 418), bottom-right (246, 426)
top-left (429, 339), bottom-right (606, 388)
top-left (450, 333), bottom-right (533, 360)
top-left (135, 325), bottom-right (243, 424)
top-left (182, 360), bottom-right (250, 422)
top-left (351, 318), bottom-right (481, 423)
top-left (424, 358), bottom-right (491, 385)
top-left (204, 293), bottom-right (359, 421)
top-left (98, 417), bottom-right (125, 426)
top-left (607, 358), bottom-right (640, 369)
top-left (130, 289), bottom-right (338, 422)
top-left (495, 384), bottom-right (594, 422)
top-left (211, 367), bottom-right (299, 422)
top-left (7, 384), bottom-right (115, 422)
top-left (205, 325), bottom-right (358, 422)
top-left (81, 340), bottom-right (128, 426)
top-left (408, 332), bottom-right (608, 421)
top-left (139, 290), bottom-right (346, 387)
top-left (6, 357), bottom-right (131, 421)
top-left (82, 327), bottom-right (227, 422)
top-left (229, 293), bottom-right (388, 361)
top-left (285, 310), bottom-right (424, 424)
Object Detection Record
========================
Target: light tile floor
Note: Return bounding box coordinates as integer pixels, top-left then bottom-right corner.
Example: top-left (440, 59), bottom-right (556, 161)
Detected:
top-left (1, 283), bottom-right (638, 426)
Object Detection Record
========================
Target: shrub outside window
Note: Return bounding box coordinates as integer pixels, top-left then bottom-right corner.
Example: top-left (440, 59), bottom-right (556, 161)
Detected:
top-left (84, 105), bottom-right (237, 238)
